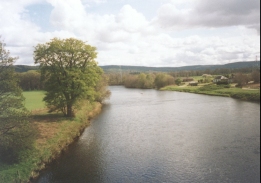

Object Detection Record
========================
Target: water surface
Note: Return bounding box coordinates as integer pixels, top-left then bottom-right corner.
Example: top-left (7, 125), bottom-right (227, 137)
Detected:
top-left (36, 86), bottom-right (260, 183)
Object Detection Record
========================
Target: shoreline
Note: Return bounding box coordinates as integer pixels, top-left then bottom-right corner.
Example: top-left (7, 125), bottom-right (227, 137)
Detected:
top-left (160, 85), bottom-right (260, 102)
top-left (0, 102), bottom-right (103, 183)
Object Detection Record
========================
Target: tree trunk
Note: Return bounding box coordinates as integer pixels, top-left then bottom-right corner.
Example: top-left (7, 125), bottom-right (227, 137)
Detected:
top-left (66, 104), bottom-right (75, 117)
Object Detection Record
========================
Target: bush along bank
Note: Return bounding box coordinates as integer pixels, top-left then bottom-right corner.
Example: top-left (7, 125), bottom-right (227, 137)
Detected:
top-left (0, 101), bottom-right (102, 183)
top-left (161, 84), bottom-right (260, 102)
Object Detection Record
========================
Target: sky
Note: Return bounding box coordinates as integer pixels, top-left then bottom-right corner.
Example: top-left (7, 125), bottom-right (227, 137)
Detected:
top-left (0, 0), bottom-right (260, 67)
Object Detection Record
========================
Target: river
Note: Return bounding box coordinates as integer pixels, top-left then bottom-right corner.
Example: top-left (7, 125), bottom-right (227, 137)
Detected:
top-left (36, 86), bottom-right (260, 183)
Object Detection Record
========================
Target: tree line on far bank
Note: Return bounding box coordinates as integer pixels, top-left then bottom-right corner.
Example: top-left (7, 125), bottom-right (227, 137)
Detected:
top-left (16, 67), bottom-right (260, 91)
top-left (13, 58), bottom-right (260, 91)
top-left (106, 69), bottom-right (260, 89)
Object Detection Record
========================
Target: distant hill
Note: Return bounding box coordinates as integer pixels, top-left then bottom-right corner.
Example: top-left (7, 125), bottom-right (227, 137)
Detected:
top-left (100, 61), bottom-right (260, 73)
top-left (14, 65), bottom-right (39, 72)
top-left (14, 61), bottom-right (260, 73)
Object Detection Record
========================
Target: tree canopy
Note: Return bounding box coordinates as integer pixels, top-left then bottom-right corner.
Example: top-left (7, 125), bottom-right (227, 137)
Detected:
top-left (0, 39), bottom-right (34, 163)
top-left (34, 38), bottom-right (104, 117)
top-left (18, 70), bottom-right (43, 91)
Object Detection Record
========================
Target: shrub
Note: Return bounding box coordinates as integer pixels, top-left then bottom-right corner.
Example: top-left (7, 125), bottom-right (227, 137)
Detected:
top-left (154, 73), bottom-right (175, 89)
top-left (175, 78), bottom-right (182, 86)
top-left (224, 84), bottom-right (231, 88)
top-left (217, 81), bottom-right (229, 85)
top-left (124, 75), bottom-right (139, 88)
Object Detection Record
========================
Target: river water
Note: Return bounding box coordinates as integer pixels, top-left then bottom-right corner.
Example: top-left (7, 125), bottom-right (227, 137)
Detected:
top-left (36, 86), bottom-right (260, 183)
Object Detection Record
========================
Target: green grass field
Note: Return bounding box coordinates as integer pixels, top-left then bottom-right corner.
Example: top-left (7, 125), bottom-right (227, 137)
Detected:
top-left (191, 76), bottom-right (206, 81)
top-left (23, 91), bottom-right (46, 111)
top-left (162, 84), bottom-right (260, 101)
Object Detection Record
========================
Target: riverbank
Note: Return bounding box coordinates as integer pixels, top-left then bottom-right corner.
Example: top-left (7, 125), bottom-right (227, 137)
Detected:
top-left (0, 101), bottom-right (102, 183)
top-left (161, 84), bottom-right (260, 102)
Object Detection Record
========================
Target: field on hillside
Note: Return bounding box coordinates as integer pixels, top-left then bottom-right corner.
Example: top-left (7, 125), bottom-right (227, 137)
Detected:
top-left (23, 91), bottom-right (46, 111)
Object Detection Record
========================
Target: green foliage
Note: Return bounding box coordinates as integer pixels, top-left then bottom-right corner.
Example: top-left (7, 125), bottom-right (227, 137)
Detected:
top-left (0, 38), bottom-right (35, 163)
top-left (162, 83), bottom-right (260, 102)
top-left (224, 84), bottom-right (231, 88)
top-left (18, 70), bottom-right (43, 91)
top-left (145, 73), bottom-right (156, 88)
top-left (175, 78), bottom-right (182, 86)
top-left (204, 77), bottom-right (213, 83)
top-left (198, 84), bottom-right (227, 91)
top-left (154, 73), bottom-right (175, 89)
top-left (216, 81), bottom-right (229, 85)
top-left (124, 74), bottom-right (139, 88)
top-left (106, 72), bottom-right (124, 85)
top-left (94, 75), bottom-right (111, 103)
top-left (34, 38), bottom-right (104, 117)
top-left (137, 73), bottom-right (146, 88)
top-left (123, 73), bottom-right (156, 89)
top-left (196, 75), bottom-right (213, 84)
top-left (124, 72), bottom-right (175, 89)
top-left (137, 73), bottom-right (155, 89)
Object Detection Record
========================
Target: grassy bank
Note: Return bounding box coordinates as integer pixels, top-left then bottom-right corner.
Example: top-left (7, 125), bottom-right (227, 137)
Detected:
top-left (161, 84), bottom-right (260, 102)
top-left (0, 92), bottom-right (102, 183)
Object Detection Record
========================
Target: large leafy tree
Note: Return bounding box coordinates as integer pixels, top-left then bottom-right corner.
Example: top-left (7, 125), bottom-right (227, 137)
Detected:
top-left (0, 39), bottom-right (34, 163)
top-left (34, 38), bottom-right (103, 117)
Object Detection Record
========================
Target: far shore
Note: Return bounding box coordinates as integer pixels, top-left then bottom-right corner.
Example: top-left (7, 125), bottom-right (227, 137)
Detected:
top-left (161, 83), bottom-right (260, 102)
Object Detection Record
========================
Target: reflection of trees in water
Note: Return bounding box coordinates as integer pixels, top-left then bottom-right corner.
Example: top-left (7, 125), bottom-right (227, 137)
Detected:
top-left (37, 126), bottom-right (103, 183)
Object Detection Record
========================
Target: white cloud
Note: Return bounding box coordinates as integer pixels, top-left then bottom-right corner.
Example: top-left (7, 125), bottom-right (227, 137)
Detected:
top-left (82, 0), bottom-right (107, 6)
top-left (154, 3), bottom-right (191, 29)
top-left (47, 0), bottom-right (88, 31)
top-left (155, 0), bottom-right (260, 34)
top-left (116, 5), bottom-right (148, 33)
top-left (0, 0), bottom-right (260, 67)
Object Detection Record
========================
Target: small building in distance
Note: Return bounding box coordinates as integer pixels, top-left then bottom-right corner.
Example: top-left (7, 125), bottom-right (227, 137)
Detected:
top-left (189, 81), bottom-right (198, 86)
top-left (213, 76), bottom-right (232, 84)
top-left (183, 77), bottom-right (194, 82)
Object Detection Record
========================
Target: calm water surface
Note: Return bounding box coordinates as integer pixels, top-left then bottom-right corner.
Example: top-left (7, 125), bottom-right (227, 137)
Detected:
top-left (36, 86), bottom-right (260, 183)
